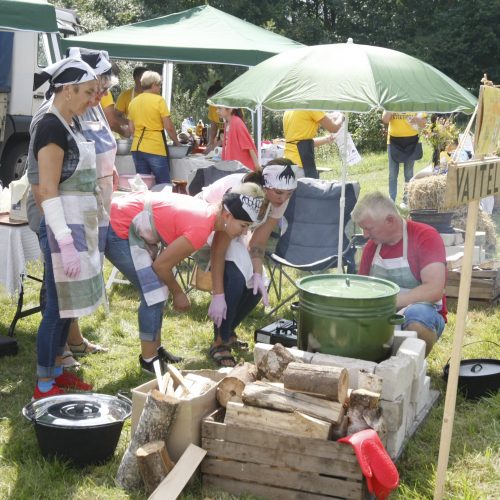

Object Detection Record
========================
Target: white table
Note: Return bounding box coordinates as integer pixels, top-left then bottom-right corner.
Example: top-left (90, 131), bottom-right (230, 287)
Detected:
top-left (114, 154), bottom-right (213, 182)
top-left (0, 216), bottom-right (42, 337)
top-left (0, 218), bottom-right (40, 296)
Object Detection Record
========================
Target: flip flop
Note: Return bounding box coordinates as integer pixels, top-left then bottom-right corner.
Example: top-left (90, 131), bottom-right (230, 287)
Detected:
top-left (209, 344), bottom-right (236, 368)
top-left (69, 338), bottom-right (109, 356)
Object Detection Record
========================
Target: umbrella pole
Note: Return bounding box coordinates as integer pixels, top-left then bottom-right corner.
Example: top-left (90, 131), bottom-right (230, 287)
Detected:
top-left (336, 113), bottom-right (349, 274)
top-left (257, 105), bottom-right (263, 165)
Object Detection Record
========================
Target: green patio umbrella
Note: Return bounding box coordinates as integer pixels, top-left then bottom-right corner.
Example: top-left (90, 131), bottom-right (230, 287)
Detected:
top-left (209, 40), bottom-right (477, 272)
top-left (208, 40), bottom-right (477, 113)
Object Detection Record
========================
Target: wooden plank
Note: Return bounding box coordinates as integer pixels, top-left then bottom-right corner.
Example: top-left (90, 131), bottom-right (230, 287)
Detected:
top-left (201, 458), bottom-right (364, 498)
top-left (446, 285), bottom-right (496, 299)
top-left (203, 474), bottom-right (366, 500)
top-left (202, 437), bottom-right (362, 479)
top-left (148, 444), bottom-right (206, 500)
top-left (224, 401), bottom-right (332, 440)
top-left (202, 417), bottom-right (359, 464)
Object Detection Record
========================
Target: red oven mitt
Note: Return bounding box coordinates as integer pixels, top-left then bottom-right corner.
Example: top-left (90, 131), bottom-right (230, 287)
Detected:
top-left (338, 429), bottom-right (399, 499)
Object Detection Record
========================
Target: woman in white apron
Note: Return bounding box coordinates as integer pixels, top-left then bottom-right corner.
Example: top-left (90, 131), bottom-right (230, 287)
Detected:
top-left (105, 185), bottom-right (264, 374)
top-left (30, 58), bottom-right (103, 400)
top-left (201, 159), bottom-right (297, 367)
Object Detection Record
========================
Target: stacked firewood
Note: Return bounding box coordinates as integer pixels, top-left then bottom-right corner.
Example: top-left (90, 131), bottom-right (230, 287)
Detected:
top-left (217, 343), bottom-right (386, 442)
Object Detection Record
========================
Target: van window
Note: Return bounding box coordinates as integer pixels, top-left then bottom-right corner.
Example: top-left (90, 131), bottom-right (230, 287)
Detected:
top-left (37, 34), bottom-right (48, 68)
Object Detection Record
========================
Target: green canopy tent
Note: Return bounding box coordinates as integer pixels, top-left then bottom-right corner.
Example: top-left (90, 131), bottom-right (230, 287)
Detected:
top-left (59, 5), bottom-right (303, 65)
top-left (0, 0), bottom-right (58, 33)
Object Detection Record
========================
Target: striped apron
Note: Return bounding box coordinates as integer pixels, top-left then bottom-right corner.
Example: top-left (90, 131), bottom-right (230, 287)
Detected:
top-left (128, 195), bottom-right (168, 306)
top-left (48, 106), bottom-right (105, 318)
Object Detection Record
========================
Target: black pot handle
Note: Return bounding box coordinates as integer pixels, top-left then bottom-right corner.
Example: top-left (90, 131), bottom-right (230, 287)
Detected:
top-left (22, 403), bottom-right (35, 423)
top-left (471, 363), bottom-right (483, 373)
top-left (117, 391), bottom-right (132, 405)
top-left (445, 340), bottom-right (500, 366)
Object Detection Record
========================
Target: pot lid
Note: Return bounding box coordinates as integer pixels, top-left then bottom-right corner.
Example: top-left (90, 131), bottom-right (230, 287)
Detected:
top-left (23, 393), bottom-right (131, 428)
top-left (458, 359), bottom-right (500, 378)
top-left (296, 274), bottom-right (399, 299)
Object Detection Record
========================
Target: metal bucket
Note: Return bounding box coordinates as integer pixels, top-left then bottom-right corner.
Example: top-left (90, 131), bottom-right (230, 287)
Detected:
top-left (296, 274), bottom-right (403, 362)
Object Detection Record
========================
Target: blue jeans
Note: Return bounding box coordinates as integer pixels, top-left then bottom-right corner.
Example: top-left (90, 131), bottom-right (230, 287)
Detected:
top-left (132, 151), bottom-right (171, 184)
top-left (402, 303), bottom-right (446, 338)
top-left (388, 145), bottom-right (414, 202)
top-left (105, 226), bottom-right (165, 341)
top-left (37, 219), bottom-right (72, 378)
top-left (215, 261), bottom-right (261, 343)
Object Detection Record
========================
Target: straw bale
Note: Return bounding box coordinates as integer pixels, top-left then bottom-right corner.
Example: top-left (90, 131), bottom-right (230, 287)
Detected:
top-left (407, 175), bottom-right (497, 255)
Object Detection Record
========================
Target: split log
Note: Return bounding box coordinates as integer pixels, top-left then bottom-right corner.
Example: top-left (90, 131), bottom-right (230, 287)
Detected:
top-left (174, 373), bottom-right (215, 399)
top-left (283, 362), bottom-right (348, 404)
top-left (347, 407), bottom-right (387, 439)
top-left (136, 440), bottom-right (175, 495)
top-left (331, 415), bottom-right (349, 440)
top-left (257, 343), bottom-right (296, 382)
top-left (225, 401), bottom-right (332, 440)
top-left (116, 390), bottom-right (179, 491)
top-left (358, 369), bottom-right (383, 394)
top-left (167, 365), bottom-right (190, 395)
top-left (348, 388), bottom-right (380, 410)
top-left (216, 362), bottom-right (257, 408)
top-left (242, 381), bottom-right (344, 424)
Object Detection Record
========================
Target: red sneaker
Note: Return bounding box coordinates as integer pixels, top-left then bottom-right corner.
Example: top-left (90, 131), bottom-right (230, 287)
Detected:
top-left (55, 371), bottom-right (93, 391)
top-left (33, 384), bottom-right (65, 400)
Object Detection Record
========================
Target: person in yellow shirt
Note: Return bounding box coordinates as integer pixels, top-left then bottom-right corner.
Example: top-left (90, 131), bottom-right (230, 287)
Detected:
top-left (283, 110), bottom-right (344, 178)
top-left (100, 90), bottom-right (130, 137)
top-left (206, 80), bottom-right (224, 153)
top-left (115, 66), bottom-right (147, 119)
top-left (382, 111), bottom-right (426, 207)
top-left (128, 71), bottom-right (180, 184)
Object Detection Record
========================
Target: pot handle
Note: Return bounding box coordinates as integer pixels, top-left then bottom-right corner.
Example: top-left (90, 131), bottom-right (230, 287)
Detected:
top-left (22, 403), bottom-right (36, 423)
top-left (388, 313), bottom-right (405, 325)
top-left (117, 391), bottom-right (132, 405)
top-left (444, 340), bottom-right (500, 366)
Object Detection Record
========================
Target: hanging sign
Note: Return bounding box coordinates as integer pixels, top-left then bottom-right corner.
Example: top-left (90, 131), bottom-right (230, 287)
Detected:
top-left (444, 157), bottom-right (500, 207)
top-left (475, 85), bottom-right (500, 156)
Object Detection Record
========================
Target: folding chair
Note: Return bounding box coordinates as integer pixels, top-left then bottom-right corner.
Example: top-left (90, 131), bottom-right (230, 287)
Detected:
top-left (187, 160), bottom-right (250, 196)
top-left (265, 178), bottom-right (360, 317)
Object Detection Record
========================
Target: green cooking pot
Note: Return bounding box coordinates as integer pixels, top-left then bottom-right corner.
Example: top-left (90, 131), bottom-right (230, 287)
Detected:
top-left (296, 274), bottom-right (403, 362)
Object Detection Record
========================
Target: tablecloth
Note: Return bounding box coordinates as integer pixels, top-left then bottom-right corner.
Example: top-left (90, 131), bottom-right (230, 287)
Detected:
top-left (0, 223), bottom-right (41, 296)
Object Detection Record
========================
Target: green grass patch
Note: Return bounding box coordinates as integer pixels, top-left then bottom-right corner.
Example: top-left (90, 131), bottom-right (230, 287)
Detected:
top-left (1, 147), bottom-right (499, 499)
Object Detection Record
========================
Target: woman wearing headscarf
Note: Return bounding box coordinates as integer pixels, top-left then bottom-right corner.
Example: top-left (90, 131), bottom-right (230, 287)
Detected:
top-left (105, 184), bottom-right (264, 373)
top-left (199, 158), bottom-right (297, 366)
top-left (217, 106), bottom-right (260, 172)
top-left (128, 71), bottom-right (181, 185)
top-left (28, 57), bottom-right (101, 399)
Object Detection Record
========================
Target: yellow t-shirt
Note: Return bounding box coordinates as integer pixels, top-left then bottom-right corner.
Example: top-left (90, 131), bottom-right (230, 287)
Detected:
top-left (115, 87), bottom-right (141, 116)
top-left (207, 105), bottom-right (224, 131)
top-left (387, 113), bottom-right (426, 143)
top-left (100, 91), bottom-right (114, 109)
top-left (283, 110), bottom-right (326, 166)
top-left (128, 93), bottom-right (171, 156)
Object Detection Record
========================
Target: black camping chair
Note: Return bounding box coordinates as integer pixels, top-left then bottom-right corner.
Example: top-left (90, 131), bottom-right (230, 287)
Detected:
top-left (265, 178), bottom-right (360, 317)
top-left (187, 160), bottom-right (250, 196)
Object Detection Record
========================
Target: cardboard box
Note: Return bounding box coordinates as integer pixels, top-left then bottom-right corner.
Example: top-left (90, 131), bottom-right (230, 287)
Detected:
top-left (131, 369), bottom-right (226, 462)
top-left (9, 172), bottom-right (29, 222)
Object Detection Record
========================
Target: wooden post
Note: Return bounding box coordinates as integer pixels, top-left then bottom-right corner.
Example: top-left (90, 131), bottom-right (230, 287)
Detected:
top-left (433, 200), bottom-right (479, 500)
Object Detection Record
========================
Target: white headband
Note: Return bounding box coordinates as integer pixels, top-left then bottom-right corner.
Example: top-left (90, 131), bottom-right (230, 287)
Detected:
top-left (262, 164), bottom-right (297, 190)
top-left (66, 47), bottom-right (112, 76)
top-left (33, 57), bottom-right (97, 91)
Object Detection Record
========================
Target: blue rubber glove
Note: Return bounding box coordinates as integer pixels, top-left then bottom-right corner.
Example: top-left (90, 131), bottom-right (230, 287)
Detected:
top-left (208, 293), bottom-right (227, 328)
top-left (252, 273), bottom-right (269, 307)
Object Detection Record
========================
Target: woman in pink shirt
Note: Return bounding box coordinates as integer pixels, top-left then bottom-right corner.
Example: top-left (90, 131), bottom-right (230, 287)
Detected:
top-left (218, 107), bottom-right (260, 171)
top-left (105, 185), bottom-right (264, 373)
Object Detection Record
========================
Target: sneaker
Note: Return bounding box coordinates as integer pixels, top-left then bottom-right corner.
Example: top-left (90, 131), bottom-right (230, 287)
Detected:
top-left (33, 384), bottom-right (65, 400)
top-left (55, 371), bottom-right (93, 391)
top-left (139, 354), bottom-right (165, 375)
top-left (157, 345), bottom-right (183, 364)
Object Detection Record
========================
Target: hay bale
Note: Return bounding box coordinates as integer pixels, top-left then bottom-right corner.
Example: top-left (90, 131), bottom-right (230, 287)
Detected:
top-left (407, 175), bottom-right (497, 255)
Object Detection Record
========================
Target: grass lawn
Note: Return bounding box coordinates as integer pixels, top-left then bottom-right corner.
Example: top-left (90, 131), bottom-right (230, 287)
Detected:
top-left (1, 147), bottom-right (499, 499)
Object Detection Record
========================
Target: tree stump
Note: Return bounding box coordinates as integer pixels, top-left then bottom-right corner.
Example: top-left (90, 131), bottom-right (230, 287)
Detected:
top-left (136, 440), bottom-right (175, 495)
top-left (116, 390), bottom-right (179, 490)
top-left (257, 343), bottom-right (296, 382)
top-left (216, 362), bottom-right (257, 408)
top-left (283, 362), bottom-right (349, 403)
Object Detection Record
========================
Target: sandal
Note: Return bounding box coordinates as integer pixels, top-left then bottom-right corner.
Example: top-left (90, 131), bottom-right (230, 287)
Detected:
top-left (60, 351), bottom-right (81, 369)
top-left (69, 338), bottom-right (109, 356)
top-left (209, 344), bottom-right (236, 368)
top-left (228, 336), bottom-right (249, 351)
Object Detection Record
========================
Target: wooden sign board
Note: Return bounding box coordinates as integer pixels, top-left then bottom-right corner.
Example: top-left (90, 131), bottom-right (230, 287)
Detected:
top-left (444, 156), bottom-right (500, 208)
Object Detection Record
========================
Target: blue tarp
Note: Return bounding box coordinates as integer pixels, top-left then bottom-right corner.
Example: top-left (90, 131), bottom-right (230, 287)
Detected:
top-left (0, 32), bottom-right (14, 92)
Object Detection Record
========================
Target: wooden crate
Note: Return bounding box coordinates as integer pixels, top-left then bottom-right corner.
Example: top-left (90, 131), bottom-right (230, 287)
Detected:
top-left (201, 408), bottom-right (368, 500)
top-left (446, 267), bottom-right (500, 301)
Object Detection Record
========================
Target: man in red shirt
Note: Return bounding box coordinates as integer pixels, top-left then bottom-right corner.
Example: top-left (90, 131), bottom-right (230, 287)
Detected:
top-left (352, 192), bottom-right (446, 356)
